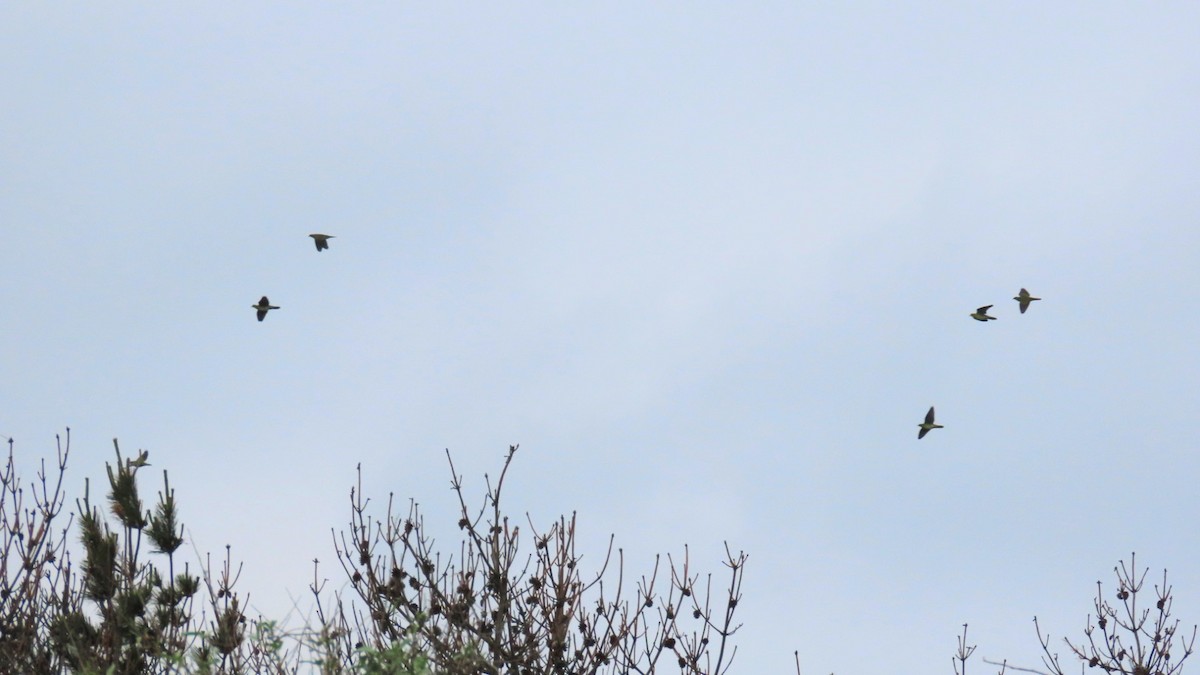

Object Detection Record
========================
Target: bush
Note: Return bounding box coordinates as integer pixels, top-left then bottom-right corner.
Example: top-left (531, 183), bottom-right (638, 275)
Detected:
top-left (0, 431), bottom-right (302, 673)
top-left (2, 434), bottom-right (746, 674)
top-left (954, 553), bottom-right (1197, 675)
top-left (317, 445), bottom-right (747, 674)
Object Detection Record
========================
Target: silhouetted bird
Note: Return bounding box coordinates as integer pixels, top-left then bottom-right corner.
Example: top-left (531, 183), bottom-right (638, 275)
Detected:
top-left (1013, 288), bottom-right (1041, 314)
top-left (918, 406), bottom-right (943, 439)
top-left (970, 305), bottom-right (997, 322)
top-left (253, 296), bottom-right (280, 322)
top-left (309, 234), bottom-right (335, 251)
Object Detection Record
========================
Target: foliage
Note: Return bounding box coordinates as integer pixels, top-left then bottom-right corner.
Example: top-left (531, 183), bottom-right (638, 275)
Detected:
top-left (319, 445), bottom-right (748, 674)
top-left (9, 425), bottom-right (1200, 672)
top-left (0, 433), bottom-right (75, 672)
top-left (0, 431), bottom-right (311, 673)
top-left (953, 553), bottom-right (1196, 675)
top-left (19, 430), bottom-right (1188, 675)
top-left (2, 433), bottom-right (746, 674)
top-left (1033, 554), bottom-right (1197, 675)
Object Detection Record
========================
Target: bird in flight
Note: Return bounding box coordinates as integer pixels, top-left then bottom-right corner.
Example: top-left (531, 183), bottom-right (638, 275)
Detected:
top-left (1013, 288), bottom-right (1041, 314)
top-left (970, 305), bottom-right (997, 322)
top-left (918, 406), bottom-right (943, 439)
top-left (309, 234), bottom-right (335, 251)
top-left (253, 296), bottom-right (280, 322)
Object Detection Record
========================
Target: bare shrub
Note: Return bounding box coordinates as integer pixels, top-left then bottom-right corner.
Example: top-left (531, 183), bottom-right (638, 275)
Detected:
top-left (320, 445), bottom-right (747, 674)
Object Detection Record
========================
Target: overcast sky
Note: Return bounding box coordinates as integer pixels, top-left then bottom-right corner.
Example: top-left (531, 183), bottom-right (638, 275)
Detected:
top-left (3, 3), bottom-right (1199, 673)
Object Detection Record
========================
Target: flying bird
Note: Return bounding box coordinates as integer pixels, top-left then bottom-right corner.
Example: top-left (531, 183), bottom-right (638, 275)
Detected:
top-left (970, 305), bottom-right (997, 322)
top-left (129, 449), bottom-right (151, 468)
top-left (309, 233), bottom-right (335, 251)
top-left (918, 406), bottom-right (943, 439)
top-left (1013, 288), bottom-right (1041, 314)
top-left (252, 296), bottom-right (280, 322)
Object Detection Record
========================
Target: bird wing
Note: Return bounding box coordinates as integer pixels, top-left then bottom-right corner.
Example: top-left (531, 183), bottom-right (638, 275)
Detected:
top-left (918, 427), bottom-right (929, 439)
top-left (256, 308), bottom-right (267, 321)
top-left (978, 305), bottom-right (993, 312)
top-left (925, 406), bottom-right (936, 424)
top-left (259, 296), bottom-right (270, 305)
top-left (1018, 299), bottom-right (1030, 313)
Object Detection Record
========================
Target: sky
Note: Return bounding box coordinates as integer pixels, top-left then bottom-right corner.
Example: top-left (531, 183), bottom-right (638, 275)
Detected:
top-left (2, 3), bottom-right (1199, 673)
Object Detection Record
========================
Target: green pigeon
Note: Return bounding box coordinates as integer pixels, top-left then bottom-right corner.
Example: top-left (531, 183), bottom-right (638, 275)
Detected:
top-left (970, 305), bottom-right (997, 322)
top-left (918, 406), bottom-right (943, 439)
top-left (129, 449), bottom-right (151, 468)
top-left (253, 296), bottom-right (280, 322)
top-left (1013, 288), bottom-right (1041, 314)
top-left (309, 233), bottom-right (335, 251)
